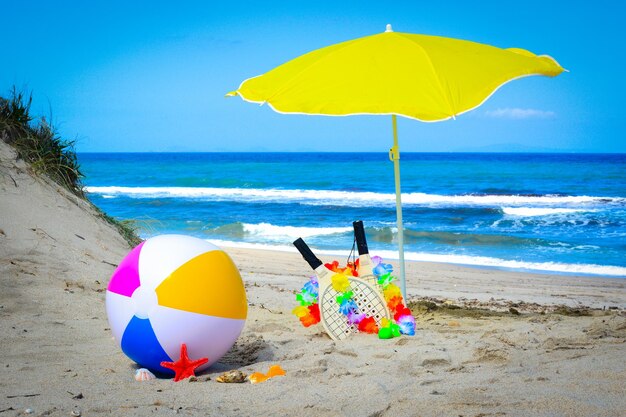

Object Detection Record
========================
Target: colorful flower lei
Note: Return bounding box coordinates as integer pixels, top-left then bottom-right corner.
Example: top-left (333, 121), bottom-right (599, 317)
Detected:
top-left (292, 256), bottom-right (415, 338)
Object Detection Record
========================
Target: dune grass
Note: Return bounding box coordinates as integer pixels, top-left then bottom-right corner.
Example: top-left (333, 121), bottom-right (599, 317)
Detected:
top-left (1, 87), bottom-right (141, 247)
top-left (93, 207), bottom-right (143, 247)
top-left (0, 87), bottom-right (83, 195)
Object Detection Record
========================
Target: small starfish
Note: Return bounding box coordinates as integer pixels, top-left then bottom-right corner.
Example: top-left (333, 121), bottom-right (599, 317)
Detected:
top-left (160, 343), bottom-right (208, 382)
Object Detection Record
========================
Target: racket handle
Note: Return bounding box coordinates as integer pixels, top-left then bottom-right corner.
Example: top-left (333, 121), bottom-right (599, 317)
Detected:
top-left (353, 220), bottom-right (369, 255)
top-left (293, 238), bottom-right (323, 270)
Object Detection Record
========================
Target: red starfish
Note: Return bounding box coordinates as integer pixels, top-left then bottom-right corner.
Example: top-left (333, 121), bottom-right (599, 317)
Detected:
top-left (160, 343), bottom-right (209, 382)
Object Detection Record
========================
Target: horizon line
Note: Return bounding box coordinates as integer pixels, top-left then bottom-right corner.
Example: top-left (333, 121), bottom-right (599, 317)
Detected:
top-left (76, 150), bottom-right (626, 154)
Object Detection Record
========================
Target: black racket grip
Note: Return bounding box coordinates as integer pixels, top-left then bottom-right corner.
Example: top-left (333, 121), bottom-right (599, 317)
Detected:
top-left (293, 238), bottom-right (323, 270)
top-left (353, 220), bottom-right (369, 255)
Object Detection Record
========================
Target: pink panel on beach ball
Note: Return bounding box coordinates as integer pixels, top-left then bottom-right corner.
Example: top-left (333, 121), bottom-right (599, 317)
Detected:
top-left (107, 241), bottom-right (144, 297)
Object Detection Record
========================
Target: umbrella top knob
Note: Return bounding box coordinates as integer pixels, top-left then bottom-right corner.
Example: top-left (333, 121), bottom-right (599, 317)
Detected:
top-left (385, 24), bottom-right (393, 33)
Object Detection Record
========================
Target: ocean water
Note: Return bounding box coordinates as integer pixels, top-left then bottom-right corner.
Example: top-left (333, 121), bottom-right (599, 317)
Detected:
top-left (80, 152), bottom-right (626, 277)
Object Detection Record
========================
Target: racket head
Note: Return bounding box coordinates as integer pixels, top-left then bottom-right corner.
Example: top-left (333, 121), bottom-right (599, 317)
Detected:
top-left (357, 255), bottom-right (377, 286)
top-left (319, 276), bottom-right (390, 341)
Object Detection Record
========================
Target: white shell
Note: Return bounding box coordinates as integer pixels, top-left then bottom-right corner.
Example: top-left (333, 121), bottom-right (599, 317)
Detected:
top-left (134, 368), bottom-right (156, 382)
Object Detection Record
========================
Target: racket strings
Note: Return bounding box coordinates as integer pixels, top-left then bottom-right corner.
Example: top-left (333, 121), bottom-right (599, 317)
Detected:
top-left (321, 280), bottom-right (388, 340)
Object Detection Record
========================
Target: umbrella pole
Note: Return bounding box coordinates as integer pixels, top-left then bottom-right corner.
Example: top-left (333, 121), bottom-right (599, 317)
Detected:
top-left (389, 115), bottom-right (407, 300)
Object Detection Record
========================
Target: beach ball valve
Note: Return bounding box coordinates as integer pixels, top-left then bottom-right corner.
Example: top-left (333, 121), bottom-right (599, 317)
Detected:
top-left (105, 235), bottom-right (247, 374)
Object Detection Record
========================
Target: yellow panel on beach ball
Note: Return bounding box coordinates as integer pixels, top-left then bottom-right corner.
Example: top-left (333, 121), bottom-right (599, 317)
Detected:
top-left (155, 250), bottom-right (247, 320)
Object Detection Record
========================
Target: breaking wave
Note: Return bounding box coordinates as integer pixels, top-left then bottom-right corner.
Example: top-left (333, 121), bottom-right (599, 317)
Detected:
top-left (85, 186), bottom-right (624, 208)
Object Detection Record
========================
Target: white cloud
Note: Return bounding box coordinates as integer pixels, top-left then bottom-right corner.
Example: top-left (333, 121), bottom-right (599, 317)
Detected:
top-left (484, 108), bottom-right (556, 119)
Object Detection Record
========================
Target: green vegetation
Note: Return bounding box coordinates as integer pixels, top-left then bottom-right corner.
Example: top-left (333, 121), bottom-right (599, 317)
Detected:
top-left (0, 87), bottom-right (82, 195)
top-left (93, 207), bottom-right (143, 247)
top-left (1, 87), bottom-right (141, 247)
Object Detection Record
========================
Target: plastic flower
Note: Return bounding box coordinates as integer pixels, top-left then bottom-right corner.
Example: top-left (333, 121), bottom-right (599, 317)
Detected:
top-left (336, 291), bottom-right (354, 305)
top-left (344, 262), bottom-right (358, 277)
top-left (300, 314), bottom-right (319, 327)
top-left (308, 303), bottom-right (320, 322)
top-left (397, 314), bottom-right (416, 336)
top-left (378, 318), bottom-right (402, 339)
top-left (377, 272), bottom-right (395, 288)
top-left (331, 273), bottom-right (351, 292)
top-left (302, 277), bottom-right (319, 297)
top-left (325, 259), bottom-right (360, 277)
top-left (389, 322), bottom-right (401, 337)
top-left (293, 303), bottom-right (321, 327)
top-left (292, 305), bottom-right (309, 318)
top-left (373, 263), bottom-right (393, 276)
top-left (325, 260), bottom-right (341, 272)
top-left (358, 317), bottom-right (379, 333)
top-left (393, 305), bottom-right (412, 322)
top-left (346, 310), bottom-right (366, 325)
top-left (338, 298), bottom-right (358, 316)
top-left (296, 290), bottom-right (316, 306)
top-left (386, 295), bottom-right (404, 311)
top-left (383, 283), bottom-right (402, 302)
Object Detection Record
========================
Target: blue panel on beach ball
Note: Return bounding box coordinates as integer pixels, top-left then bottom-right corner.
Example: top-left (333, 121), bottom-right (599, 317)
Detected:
top-left (121, 316), bottom-right (173, 375)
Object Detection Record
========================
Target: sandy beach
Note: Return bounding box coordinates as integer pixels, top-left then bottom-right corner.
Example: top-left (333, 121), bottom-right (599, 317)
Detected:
top-left (1, 140), bottom-right (625, 416)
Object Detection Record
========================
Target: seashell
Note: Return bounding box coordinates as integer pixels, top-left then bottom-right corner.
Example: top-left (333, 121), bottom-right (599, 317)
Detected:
top-left (215, 370), bottom-right (247, 383)
top-left (134, 368), bottom-right (156, 382)
top-left (70, 410), bottom-right (81, 417)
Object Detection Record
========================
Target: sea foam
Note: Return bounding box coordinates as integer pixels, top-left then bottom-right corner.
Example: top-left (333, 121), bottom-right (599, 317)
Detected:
top-left (242, 223), bottom-right (351, 239)
top-left (502, 207), bottom-right (597, 216)
top-left (85, 186), bottom-right (624, 208)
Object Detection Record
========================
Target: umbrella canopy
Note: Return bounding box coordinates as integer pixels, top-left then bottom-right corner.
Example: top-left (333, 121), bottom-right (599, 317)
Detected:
top-left (227, 25), bottom-right (563, 120)
top-left (227, 25), bottom-right (565, 298)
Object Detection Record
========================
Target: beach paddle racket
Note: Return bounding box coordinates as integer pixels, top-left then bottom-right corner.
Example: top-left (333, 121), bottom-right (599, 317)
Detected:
top-left (352, 220), bottom-right (378, 288)
top-left (293, 237), bottom-right (390, 341)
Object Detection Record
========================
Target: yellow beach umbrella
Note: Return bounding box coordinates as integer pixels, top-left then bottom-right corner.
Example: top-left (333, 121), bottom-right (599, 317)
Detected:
top-left (227, 25), bottom-right (565, 299)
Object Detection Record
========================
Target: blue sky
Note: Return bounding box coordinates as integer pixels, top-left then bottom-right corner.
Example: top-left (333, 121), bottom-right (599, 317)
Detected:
top-left (2, 1), bottom-right (625, 152)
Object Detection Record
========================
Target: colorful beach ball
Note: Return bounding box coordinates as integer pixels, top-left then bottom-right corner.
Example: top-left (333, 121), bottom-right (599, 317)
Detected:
top-left (106, 235), bottom-right (247, 374)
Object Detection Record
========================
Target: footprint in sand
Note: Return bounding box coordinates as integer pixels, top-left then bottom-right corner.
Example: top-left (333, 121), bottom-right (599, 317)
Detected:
top-left (471, 345), bottom-right (509, 363)
top-left (294, 359), bottom-right (328, 377)
top-left (218, 335), bottom-right (271, 367)
top-left (249, 321), bottom-right (291, 333)
top-left (421, 358), bottom-right (452, 367)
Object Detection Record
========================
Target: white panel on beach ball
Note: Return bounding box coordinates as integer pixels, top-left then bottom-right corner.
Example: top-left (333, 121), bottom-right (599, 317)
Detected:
top-left (105, 234), bottom-right (247, 374)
